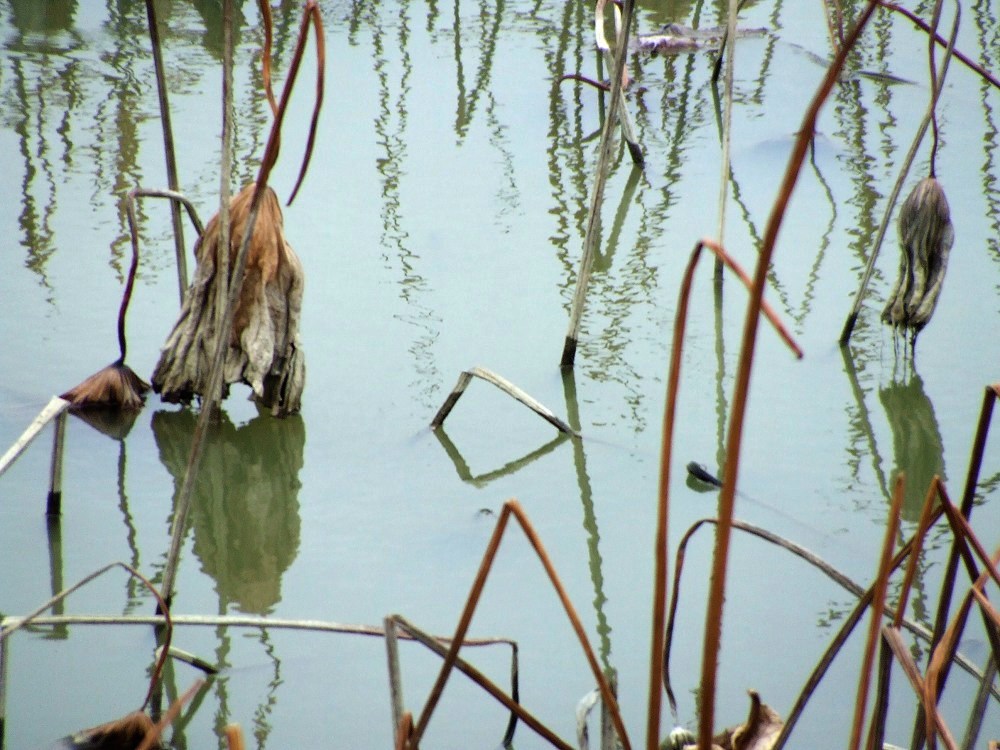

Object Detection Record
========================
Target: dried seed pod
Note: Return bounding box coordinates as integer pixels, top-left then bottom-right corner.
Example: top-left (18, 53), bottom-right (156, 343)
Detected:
top-left (881, 177), bottom-right (954, 334)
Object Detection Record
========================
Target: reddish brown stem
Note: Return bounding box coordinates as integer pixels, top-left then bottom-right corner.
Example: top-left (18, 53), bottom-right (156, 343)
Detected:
top-left (646, 239), bottom-right (801, 750)
top-left (412, 499), bottom-right (630, 750)
top-left (848, 474), bottom-right (905, 750)
top-left (696, 5), bottom-right (877, 748)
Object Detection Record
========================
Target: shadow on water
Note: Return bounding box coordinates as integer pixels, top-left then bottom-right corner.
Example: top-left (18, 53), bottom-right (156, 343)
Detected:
top-left (152, 407), bottom-right (304, 615)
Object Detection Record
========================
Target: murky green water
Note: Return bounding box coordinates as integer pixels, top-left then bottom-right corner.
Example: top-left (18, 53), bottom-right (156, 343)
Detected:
top-left (1, 0), bottom-right (999, 747)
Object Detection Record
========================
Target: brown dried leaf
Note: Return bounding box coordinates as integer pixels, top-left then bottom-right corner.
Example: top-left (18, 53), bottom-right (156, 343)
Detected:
top-left (681, 692), bottom-right (783, 750)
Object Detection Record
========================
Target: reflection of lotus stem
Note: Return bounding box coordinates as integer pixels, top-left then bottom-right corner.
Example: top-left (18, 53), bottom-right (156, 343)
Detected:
top-left (144, 0), bottom-right (188, 301)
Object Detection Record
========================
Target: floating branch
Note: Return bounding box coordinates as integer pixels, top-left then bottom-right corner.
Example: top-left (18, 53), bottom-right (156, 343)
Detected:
top-left (430, 366), bottom-right (579, 437)
top-left (155, 645), bottom-right (219, 675)
top-left (407, 499), bottom-right (630, 750)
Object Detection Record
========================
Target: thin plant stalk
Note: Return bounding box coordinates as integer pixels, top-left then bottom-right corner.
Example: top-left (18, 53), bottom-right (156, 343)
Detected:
top-left (646, 240), bottom-right (801, 750)
top-left (839, 1), bottom-right (960, 344)
top-left (160, 4), bottom-right (324, 606)
top-left (924, 546), bottom-right (1000, 750)
top-left (215, 0), bottom-right (234, 340)
top-left (0, 561), bottom-right (172, 712)
top-left (561, 0), bottom-right (636, 367)
top-left (882, 626), bottom-right (959, 750)
top-left (411, 499), bottom-right (630, 750)
top-left (389, 615), bottom-right (524, 749)
top-left (135, 679), bottom-right (205, 750)
top-left (0, 396), bottom-right (69, 478)
top-left (711, 0), bottom-right (739, 282)
top-left (696, 8), bottom-right (877, 746)
top-left (144, 0), bottom-right (188, 302)
top-left (913, 385), bottom-right (999, 750)
top-left (961, 655), bottom-right (997, 750)
top-left (848, 474), bottom-right (905, 750)
top-left (865, 477), bottom-right (944, 750)
top-left (771, 503), bottom-right (946, 750)
top-left (258, 0), bottom-right (277, 117)
top-left (128, 189), bottom-right (205, 237)
top-left (593, 0), bottom-right (643, 165)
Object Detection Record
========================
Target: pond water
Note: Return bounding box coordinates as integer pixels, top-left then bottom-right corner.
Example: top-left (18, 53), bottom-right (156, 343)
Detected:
top-left (1, 0), bottom-right (999, 748)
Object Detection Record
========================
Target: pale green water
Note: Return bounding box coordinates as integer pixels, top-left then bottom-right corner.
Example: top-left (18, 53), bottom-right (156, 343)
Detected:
top-left (1, 0), bottom-right (999, 747)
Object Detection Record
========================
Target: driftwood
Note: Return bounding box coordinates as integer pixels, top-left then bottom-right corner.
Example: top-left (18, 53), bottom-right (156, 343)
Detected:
top-left (152, 183), bottom-right (305, 416)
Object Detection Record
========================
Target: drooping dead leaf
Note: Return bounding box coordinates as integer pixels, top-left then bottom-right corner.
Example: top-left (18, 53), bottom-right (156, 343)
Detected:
top-left (881, 177), bottom-right (954, 334)
top-left (61, 362), bottom-right (150, 411)
top-left (152, 183), bottom-right (305, 416)
top-left (677, 691), bottom-right (783, 750)
top-left (60, 710), bottom-right (161, 749)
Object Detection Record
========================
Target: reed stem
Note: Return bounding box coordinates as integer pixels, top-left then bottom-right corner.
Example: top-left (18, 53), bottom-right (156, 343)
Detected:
top-left (561, 0), bottom-right (636, 367)
top-left (696, 7), bottom-right (876, 747)
top-left (144, 0), bottom-right (188, 302)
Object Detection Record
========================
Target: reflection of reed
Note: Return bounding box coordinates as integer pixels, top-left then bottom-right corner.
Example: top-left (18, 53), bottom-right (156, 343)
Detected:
top-left (561, 369), bottom-right (613, 670)
top-left (6, 0), bottom-right (82, 290)
top-left (453, 0), bottom-right (505, 139)
top-left (433, 427), bottom-right (569, 487)
top-left (367, 1), bottom-right (442, 407)
top-left (152, 408), bottom-right (304, 615)
top-left (973, 0), bottom-right (1000, 294)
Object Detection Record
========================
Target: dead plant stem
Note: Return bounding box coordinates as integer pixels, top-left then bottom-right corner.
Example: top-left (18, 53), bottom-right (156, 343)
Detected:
top-left (877, 1), bottom-right (1000, 90)
top-left (647, 240), bottom-right (801, 750)
top-left (144, 0), bottom-right (188, 302)
top-left (412, 500), bottom-right (629, 750)
top-left (561, 0), bottom-right (636, 367)
top-left (696, 7), bottom-right (876, 747)
top-left (848, 474), bottom-right (905, 750)
top-left (913, 385), bottom-right (999, 750)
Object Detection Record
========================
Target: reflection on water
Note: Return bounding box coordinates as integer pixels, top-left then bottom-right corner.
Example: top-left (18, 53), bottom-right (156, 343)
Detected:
top-left (152, 408), bottom-right (304, 615)
top-left (879, 371), bottom-right (946, 522)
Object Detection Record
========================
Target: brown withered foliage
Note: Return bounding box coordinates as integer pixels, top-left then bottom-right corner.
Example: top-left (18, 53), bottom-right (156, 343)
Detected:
top-left (882, 177), bottom-right (955, 334)
top-left (152, 183), bottom-right (305, 416)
